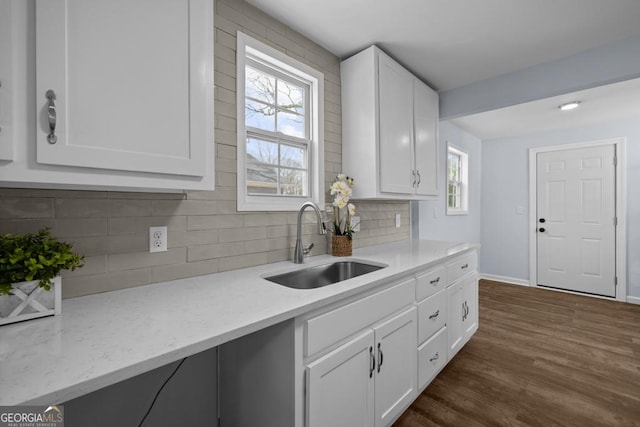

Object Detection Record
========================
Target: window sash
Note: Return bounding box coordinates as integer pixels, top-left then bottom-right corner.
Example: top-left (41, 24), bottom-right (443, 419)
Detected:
top-left (245, 59), bottom-right (310, 140)
top-left (245, 130), bottom-right (310, 197)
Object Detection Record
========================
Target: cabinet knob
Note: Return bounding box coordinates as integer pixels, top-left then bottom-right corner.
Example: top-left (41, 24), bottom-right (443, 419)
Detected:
top-left (538, 228), bottom-right (546, 233)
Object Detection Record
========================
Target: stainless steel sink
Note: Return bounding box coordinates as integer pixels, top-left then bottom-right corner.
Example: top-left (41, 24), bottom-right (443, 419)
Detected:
top-left (265, 261), bottom-right (385, 289)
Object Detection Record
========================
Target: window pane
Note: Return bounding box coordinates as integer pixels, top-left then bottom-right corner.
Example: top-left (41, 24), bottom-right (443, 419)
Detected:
top-left (247, 138), bottom-right (278, 165)
top-left (277, 110), bottom-right (305, 138)
top-left (280, 144), bottom-right (306, 168)
top-left (247, 163), bottom-right (278, 195)
top-left (448, 153), bottom-right (460, 181)
top-left (246, 66), bottom-right (275, 104)
top-left (277, 80), bottom-right (304, 114)
top-left (280, 168), bottom-right (307, 196)
top-left (246, 99), bottom-right (275, 131)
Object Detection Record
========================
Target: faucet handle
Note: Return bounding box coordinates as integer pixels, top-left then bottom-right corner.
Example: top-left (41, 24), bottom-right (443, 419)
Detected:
top-left (303, 242), bottom-right (314, 256)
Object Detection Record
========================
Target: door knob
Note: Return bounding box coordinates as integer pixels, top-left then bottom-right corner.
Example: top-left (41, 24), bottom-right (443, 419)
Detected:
top-left (539, 218), bottom-right (546, 223)
top-left (539, 228), bottom-right (546, 232)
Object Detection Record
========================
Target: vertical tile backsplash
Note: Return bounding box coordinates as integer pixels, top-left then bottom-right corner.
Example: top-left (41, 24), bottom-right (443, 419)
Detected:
top-left (0, 0), bottom-right (409, 298)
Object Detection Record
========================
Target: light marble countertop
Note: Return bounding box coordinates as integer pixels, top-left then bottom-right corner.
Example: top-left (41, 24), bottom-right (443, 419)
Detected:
top-left (0, 239), bottom-right (477, 406)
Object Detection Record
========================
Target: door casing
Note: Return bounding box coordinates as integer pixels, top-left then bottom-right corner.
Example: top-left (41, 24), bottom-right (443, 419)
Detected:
top-left (528, 138), bottom-right (627, 302)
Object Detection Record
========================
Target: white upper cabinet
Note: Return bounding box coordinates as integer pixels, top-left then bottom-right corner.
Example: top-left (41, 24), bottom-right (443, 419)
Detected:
top-left (0, 0), bottom-right (15, 162)
top-left (413, 78), bottom-right (439, 196)
top-left (0, 0), bottom-right (214, 192)
top-left (378, 54), bottom-right (414, 195)
top-left (341, 46), bottom-right (438, 200)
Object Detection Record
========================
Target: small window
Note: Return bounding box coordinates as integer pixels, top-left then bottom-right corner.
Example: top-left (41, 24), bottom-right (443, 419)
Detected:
top-left (237, 32), bottom-right (324, 211)
top-left (447, 145), bottom-right (469, 215)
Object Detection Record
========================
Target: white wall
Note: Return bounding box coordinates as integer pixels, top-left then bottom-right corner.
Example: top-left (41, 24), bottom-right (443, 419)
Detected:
top-left (440, 34), bottom-right (640, 119)
top-left (419, 121), bottom-right (482, 244)
top-left (481, 116), bottom-right (640, 299)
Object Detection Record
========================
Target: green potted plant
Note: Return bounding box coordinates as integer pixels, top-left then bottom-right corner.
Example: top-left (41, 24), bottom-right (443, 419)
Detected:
top-left (0, 229), bottom-right (84, 325)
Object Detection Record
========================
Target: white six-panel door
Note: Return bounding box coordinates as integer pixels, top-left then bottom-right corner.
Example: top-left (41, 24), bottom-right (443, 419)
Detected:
top-left (536, 145), bottom-right (616, 297)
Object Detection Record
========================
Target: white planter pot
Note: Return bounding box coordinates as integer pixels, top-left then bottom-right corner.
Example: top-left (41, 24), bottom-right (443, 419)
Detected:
top-left (0, 276), bottom-right (62, 326)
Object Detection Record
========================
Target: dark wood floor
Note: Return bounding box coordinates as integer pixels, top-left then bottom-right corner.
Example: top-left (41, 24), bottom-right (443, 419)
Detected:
top-left (394, 279), bottom-right (640, 427)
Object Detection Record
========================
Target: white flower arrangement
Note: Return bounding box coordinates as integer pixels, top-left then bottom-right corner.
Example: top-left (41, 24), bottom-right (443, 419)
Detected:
top-left (330, 174), bottom-right (357, 239)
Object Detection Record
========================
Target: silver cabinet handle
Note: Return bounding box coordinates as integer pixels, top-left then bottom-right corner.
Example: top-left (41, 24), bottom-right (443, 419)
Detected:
top-left (429, 277), bottom-right (440, 285)
top-left (46, 90), bottom-right (57, 144)
top-left (411, 170), bottom-right (417, 187)
top-left (461, 263), bottom-right (469, 270)
top-left (369, 346), bottom-right (374, 378)
top-left (416, 170), bottom-right (421, 186)
top-left (377, 342), bottom-right (383, 373)
top-left (429, 352), bottom-right (439, 362)
top-left (428, 309), bottom-right (440, 320)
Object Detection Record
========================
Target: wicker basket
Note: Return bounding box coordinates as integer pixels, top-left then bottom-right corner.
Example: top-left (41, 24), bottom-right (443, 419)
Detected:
top-left (332, 235), bottom-right (352, 257)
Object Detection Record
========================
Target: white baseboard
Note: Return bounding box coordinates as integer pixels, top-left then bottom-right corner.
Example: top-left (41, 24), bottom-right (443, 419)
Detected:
top-left (627, 296), bottom-right (640, 305)
top-left (479, 273), bottom-right (530, 287)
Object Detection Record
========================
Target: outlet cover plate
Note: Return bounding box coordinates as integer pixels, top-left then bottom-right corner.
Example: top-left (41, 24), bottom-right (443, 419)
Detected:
top-left (149, 226), bottom-right (168, 253)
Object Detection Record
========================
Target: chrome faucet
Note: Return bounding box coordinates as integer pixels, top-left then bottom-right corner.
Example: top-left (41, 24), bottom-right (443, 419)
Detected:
top-left (294, 201), bottom-right (327, 264)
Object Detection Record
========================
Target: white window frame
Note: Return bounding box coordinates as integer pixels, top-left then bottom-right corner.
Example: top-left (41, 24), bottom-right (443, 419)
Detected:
top-left (446, 144), bottom-right (469, 215)
top-left (236, 32), bottom-right (324, 211)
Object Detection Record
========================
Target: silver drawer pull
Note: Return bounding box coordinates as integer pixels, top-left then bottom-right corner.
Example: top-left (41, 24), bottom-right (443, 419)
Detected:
top-left (461, 263), bottom-right (469, 270)
top-left (46, 90), bottom-right (57, 144)
top-left (428, 310), bottom-right (439, 320)
top-left (429, 277), bottom-right (440, 285)
top-left (429, 352), bottom-right (439, 362)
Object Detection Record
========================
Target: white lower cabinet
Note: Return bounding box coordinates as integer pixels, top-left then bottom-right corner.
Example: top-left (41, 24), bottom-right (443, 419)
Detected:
top-left (447, 273), bottom-right (479, 359)
top-left (306, 306), bottom-right (417, 427)
top-left (417, 327), bottom-right (447, 389)
top-left (306, 330), bottom-right (375, 427)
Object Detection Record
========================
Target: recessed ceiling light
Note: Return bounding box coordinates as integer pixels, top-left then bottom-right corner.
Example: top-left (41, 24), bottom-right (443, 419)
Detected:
top-left (559, 101), bottom-right (580, 111)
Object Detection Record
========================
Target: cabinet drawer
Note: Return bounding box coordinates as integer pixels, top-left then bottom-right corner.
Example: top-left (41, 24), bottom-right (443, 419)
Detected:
top-left (417, 327), bottom-right (447, 390)
top-left (415, 266), bottom-right (446, 301)
top-left (446, 252), bottom-right (477, 284)
top-left (417, 289), bottom-right (446, 344)
top-left (305, 278), bottom-right (415, 357)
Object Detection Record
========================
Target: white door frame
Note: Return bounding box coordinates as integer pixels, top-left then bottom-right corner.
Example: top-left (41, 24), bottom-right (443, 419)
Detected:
top-left (528, 137), bottom-right (627, 302)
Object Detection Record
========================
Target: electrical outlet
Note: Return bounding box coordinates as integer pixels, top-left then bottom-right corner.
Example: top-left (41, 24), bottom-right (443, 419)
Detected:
top-left (149, 226), bottom-right (167, 253)
top-left (395, 213), bottom-right (401, 228)
top-left (351, 216), bottom-right (360, 232)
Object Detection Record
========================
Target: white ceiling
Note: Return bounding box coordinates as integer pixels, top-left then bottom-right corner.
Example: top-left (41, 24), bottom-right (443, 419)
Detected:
top-left (246, 0), bottom-right (640, 91)
top-left (246, 0), bottom-right (640, 140)
top-left (450, 77), bottom-right (640, 140)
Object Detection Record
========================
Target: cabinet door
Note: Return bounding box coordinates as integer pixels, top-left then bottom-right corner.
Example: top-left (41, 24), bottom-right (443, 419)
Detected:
top-left (35, 0), bottom-right (211, 177)
top-left (306, 330), bottom-right (375, 427)
top-left (446, 280), bottom-right (465, 359)
top-left (373, 307), bottom-right (417, 427)
top-left (413, 79), bottom-right (438, 196)
top-left (463, 277), bottom-right (479, 340)
top-left (378, 53), bottom-right (414, 194)
top-left (0, 0), bottom-right (14, 161)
